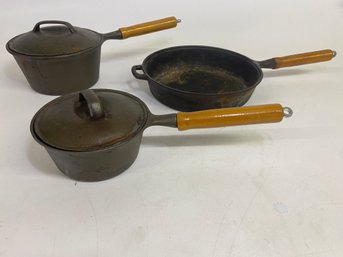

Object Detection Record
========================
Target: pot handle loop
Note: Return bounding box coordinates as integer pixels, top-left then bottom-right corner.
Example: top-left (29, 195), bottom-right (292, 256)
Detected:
top-left (79, 90), bottom-right (104, 120)
top-left (131, 65), bottom-right (148, 80)
top-left (33, 20), bottom-right (76, 33)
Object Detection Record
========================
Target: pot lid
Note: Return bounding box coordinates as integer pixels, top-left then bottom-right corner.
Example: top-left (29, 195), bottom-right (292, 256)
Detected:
top-left (7, 20), bottom-right (102, 57)
top-left (32, 89), bottom-right (148, 151)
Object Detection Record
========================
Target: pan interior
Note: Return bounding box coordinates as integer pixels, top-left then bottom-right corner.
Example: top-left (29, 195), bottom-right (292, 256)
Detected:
top-left (153, 63), bottom-right (247, 93)
top-left (146, 46), bottom-right (262, 95)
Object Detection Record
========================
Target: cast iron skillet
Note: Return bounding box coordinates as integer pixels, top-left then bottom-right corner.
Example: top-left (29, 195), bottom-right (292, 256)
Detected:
top-left (132, 45), bottom-right (336, 111)
top-left (6, 17), bottom-right (180, 95)
top-left (31, 89), bottom-right (292, 182)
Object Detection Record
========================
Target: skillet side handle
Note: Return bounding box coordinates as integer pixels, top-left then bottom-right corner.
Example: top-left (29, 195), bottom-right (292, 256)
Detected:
top-left (259, 49), bottom-right (336, 69)
top-left (119, 16), bottom-right (180, 39)
top-left (177, 104), bottom-right (292, 131)
top-left (132, 65), bottom-right (148, 80)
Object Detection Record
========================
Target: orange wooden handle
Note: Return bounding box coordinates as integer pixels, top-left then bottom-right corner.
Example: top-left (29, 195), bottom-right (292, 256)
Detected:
top-left (177, 104), bottom-right (290, 131)
top-left (119, 16), bottom-right (179, 39)
top-left (275, 49), bottom-right (336, 69)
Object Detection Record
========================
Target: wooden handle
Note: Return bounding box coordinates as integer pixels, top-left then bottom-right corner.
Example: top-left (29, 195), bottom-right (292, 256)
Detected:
top-left (274, 49), bottom-right (336, 69)
top-left (177, 104), bottom-right (290, 131)
top-left (119, 16), bottom-right (179, 39)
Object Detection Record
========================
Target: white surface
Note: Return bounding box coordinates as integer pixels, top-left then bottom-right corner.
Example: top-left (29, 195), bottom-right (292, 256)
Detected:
top-left (1, 0), bottom-right (343, 256)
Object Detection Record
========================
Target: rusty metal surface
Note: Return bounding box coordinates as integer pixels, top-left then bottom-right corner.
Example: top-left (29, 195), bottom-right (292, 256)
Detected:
top-left (153, 63), bottom-right (248, 94)
top-left (30, 89), bottom-right (177, 181)
top-left (132, 45), bottom-right (263, 111)
top-left (12, 48), bottom-right (101, 95)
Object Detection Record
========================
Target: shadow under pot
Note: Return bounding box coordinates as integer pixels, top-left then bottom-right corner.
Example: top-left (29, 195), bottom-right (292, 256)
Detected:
top-left (31, 89), bottom-right (293, 182)
top-left (6, 17), bottom-right (180, 95)
top-left (132, 45), bottom-right (336, 111)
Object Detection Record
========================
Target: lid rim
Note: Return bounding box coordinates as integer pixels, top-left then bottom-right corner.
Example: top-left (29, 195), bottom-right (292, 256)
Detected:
top-left (31, 120), bottom-right (146, 152)
top-left (31, 89), bottom-right (149, 152)
top-left (7, 41), bottom-right (101, 58)
top-left (7, 25), bottom-right (103, 57)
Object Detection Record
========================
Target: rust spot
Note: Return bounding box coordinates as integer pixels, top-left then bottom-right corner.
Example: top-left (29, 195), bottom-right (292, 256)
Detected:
top-left (153, 63), bottom-right (247, 94)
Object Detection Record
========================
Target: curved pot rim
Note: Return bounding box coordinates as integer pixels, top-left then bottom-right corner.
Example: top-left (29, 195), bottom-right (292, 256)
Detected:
top-left (30, 89), bottom-right (150, 153)
top-left (6, 30), bottom-right (104, 60)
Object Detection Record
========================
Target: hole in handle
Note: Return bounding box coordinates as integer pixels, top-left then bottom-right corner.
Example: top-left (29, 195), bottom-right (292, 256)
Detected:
top-left (283, 107), bottom-right (293, 118)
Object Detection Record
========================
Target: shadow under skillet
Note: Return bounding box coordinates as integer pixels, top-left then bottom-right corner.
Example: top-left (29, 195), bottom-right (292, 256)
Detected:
top-left (262, 68), bottom-right (313, 78)
top-left (100, 37), bottom-right (171, 62)
top-left (27, 140), bottom-right (66, 179)
top-left (101, 46), bottom-right (151, 62)
top-left (141, 132), bottom-right (265, 148)
top-left (126, 78), bottom-right (152, 95)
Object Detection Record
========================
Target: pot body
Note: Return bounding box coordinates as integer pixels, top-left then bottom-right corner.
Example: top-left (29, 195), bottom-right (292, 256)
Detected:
top-left (12, 47), bottom-right (101, 95)
top-left (132, 46), bottom-right (263, 111)
top-left (36, 133), bottom-right (143, 182)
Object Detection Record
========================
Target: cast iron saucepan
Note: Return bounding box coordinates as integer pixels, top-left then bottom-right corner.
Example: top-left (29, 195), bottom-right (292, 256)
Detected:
top-left (31, 89), bottom-right (293, 182)
top-left (132, 45), bottom-right (336, 111)
top-left (6, 17), bottom-right (180, 95)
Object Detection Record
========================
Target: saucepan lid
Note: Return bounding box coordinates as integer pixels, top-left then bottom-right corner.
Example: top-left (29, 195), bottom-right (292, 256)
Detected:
top-left (32, 89), bottom-right (148, 151)
top-left (7, 20), bottom-right (102, 57)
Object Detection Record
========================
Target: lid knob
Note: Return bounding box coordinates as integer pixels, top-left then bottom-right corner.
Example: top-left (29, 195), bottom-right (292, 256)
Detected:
top-left (78, 90), bottom-right (104, 120)
top-left (33, 20), bottom-right (76, 33)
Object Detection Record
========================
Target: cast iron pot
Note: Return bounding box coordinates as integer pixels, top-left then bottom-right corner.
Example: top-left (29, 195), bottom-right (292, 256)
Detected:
top-left (6, 17), bottom-right (180, 95)
top-left (132, 45), bottom-right (336, 111)
top-left (31, 89), bottom-right (293, 182)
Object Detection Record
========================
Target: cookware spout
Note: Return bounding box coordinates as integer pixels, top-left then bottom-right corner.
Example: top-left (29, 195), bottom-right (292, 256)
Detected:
top-left (147, 113), bottom-right (177, 128)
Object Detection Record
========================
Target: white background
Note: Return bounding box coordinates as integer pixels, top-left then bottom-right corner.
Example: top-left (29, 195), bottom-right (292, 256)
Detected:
top-left (1, 0), bottom-right (343, 256)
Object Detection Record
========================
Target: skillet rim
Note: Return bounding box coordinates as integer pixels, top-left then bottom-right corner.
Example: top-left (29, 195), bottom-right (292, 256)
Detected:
top-left (139, 45), bottom-right (264, 96)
